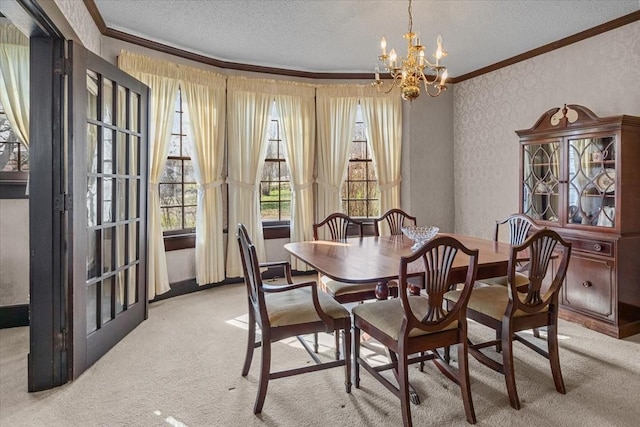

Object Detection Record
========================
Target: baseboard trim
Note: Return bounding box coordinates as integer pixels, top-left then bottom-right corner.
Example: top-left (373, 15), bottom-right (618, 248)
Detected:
top-left (150, 268), bottom-right (316, 303)
top-left (0, 304), bottom-right (29, 328)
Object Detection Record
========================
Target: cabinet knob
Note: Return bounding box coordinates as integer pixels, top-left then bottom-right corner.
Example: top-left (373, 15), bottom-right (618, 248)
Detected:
top-left (593, 244), bottom-right (602, 252)
top-left (582, 281), bottom-right (593, 288)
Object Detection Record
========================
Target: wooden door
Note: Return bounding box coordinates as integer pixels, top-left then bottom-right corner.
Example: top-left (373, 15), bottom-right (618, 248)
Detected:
top-left (69, 42), bottom-right (149, 376)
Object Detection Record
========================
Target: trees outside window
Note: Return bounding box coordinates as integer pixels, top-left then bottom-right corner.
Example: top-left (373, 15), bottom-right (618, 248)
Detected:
top-left (159, 88), bottom-right (196, 232)
top-left (0, 101), bottom-right (28, 177)
top-left (341, 106), bottom-right (379, 218)
top-left (260, 104), bottom-right (291, 222)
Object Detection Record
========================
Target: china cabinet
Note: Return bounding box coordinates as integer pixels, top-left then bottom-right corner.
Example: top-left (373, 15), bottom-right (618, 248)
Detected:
top-left (517, 105), bottom-right (640, 338)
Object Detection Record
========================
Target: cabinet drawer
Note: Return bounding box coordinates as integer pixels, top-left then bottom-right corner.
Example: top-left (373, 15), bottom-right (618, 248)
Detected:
top-left (564, 237), bottom-right (613, 257)
top-left (562, 255), bottom-right (615, 320)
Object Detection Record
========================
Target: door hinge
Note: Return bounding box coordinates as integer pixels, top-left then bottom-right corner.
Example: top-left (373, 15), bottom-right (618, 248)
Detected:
top-left (54, 328), bottom-right (67, 352)
top-left (55, 194), bottom-right (72, 212)
top-left (54, 57), bottom-right (71, 76)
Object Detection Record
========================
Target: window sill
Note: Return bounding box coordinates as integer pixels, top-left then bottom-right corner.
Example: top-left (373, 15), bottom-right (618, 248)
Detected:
top-left (163, 223), bottom-right (291, 251)
top-left (0, 178), bottom-right (29, 199)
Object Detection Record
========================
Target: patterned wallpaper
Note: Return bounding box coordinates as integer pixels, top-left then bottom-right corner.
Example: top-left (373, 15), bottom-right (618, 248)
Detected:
top-left (453, 21), bottom-right (640, 239)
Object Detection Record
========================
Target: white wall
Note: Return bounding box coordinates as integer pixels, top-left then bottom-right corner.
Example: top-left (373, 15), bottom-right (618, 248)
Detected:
top-left (453, 21), bottom-right (640, 239)
top-left (0, 200), bottom-right (29, 305)
top-left (402, 89), bottom-right (455, 232)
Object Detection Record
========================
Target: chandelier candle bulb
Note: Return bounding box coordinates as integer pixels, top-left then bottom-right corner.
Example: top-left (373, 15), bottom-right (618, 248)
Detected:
top-left (440, 70), bottom-right (448, 86)
top-left (375, 66), bottom-right (380, 81)
top-left (381, 37), bottom-right (387, 55)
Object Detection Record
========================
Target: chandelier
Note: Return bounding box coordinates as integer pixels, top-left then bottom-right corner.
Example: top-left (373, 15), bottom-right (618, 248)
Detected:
top-left (373, 0), bottom-right (448, 101)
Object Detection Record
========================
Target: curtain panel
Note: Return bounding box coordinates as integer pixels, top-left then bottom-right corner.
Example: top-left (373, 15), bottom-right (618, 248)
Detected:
top-left (0, 23), bottom-right (29, 149)
top-left (273, 82), bottom-right (316, 270)
top-left (360, 86), bottom-right (403, 220)
top-left (180, 68), bottom-right (227, 285)
top-left (118, 51), bottom-right (180, 299)
top-left (225, 78), bottom-right (273, 277)
top-left (315, 86), bottom-right (360, 235)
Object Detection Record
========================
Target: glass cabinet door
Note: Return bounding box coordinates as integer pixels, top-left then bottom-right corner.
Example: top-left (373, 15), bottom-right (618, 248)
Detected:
top-left (567, 136), bottom-right (616, 228)
top-left (522, 141), bottom-right (560, 223)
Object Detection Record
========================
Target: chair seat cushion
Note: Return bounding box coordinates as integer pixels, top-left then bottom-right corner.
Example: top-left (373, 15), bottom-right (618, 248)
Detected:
top-left (476, 272), bottom-right (529, 288)
top-left (352, 297), bottom-right (457, 341)
top-left (265, 287), bottom-right (350, 328)
top-left (445, 285), bottom-right (548, 321)
top-left (320, 275), bottom-right (397, 298)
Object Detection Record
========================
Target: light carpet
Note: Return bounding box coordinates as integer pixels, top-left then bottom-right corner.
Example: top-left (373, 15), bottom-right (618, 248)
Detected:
top-left (1, 282), bottom-right (640, 427)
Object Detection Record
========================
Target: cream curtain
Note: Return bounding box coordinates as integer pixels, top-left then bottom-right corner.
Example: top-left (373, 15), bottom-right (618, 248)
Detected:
top-left (360, 87), bottom-right (403, 216)
top-left (0, 23), bottom-right (29, 148)
top-left (315, 86), bottom-right (359, 232)
top-left (226, 78), bottom-right (272, 277)
top-left (273, 82), bottom-right (316, 270)
top-left (180, 68), bottom-right (227, 285)
top-left (118, 51), bottom-right (180, 299)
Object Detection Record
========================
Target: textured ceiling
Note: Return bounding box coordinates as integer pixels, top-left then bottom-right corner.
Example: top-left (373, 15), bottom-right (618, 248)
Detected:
top-left (93, 0), bottom-right (639, 77)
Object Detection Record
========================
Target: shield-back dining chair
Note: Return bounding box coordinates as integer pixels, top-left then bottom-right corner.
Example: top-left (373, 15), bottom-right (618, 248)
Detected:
top-left (353, 235), bottom-right (479, 426)
top-left (445, 228), bottom-right (572, 410)
top-left (237, 223), bottom-right (352, 414)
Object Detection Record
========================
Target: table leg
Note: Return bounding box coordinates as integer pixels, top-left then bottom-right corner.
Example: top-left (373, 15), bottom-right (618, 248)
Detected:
top-left (375, 281), bottom-right (389, 299)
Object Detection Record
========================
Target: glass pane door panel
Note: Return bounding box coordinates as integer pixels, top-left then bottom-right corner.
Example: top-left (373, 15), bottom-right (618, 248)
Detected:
top-left (522, 142), bottom-right (560, 222)
top-left (568, 136), bottom-right (616, 227)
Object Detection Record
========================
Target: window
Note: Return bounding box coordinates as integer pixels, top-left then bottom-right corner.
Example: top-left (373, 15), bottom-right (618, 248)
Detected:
top-left (260, 104), bottom-right (291, 222)
top-left (159, 89), bottom-right (196, 233)
top-left (0, 100), bottom-right (29, 180)
top-left (341, 106), bottom-right (379, 218)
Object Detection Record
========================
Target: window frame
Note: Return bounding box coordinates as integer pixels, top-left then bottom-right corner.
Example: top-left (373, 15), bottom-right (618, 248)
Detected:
top-left (260, 116), bottom-right (291, 224)
top-left (341, 115), bottom-right (380, 219)
top-left (0, 101), bottom-right (29, 198)
top-left (159, 87), bottom-right (197, 236)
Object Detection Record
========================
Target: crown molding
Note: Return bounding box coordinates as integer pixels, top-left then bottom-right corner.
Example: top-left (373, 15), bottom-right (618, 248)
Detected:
top-left (83, 1), bottom-right (639, 83)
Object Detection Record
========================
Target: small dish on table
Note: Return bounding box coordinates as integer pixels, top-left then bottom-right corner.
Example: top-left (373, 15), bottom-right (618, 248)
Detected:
top-left (401, 225), bottom-right (439, 251)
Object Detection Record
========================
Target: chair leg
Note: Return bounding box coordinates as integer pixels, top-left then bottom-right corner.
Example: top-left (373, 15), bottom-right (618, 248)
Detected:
top-left (547, 322), bottom-right (566, 394)
top-left (458, 339), bottom-right (477, 424)
top-left (444, 346), bottom-right (451, 364)
top-left (354, 326), bottom-right (361, 389)
top-left (501, 321), bottom-right (520, 410)
top-left (343, 327), bottom-right (352, 393)
top-left (242, 312), bottom-right (256, 377)
top-left (533, 327), bottom-right (541, 338)
top-left (496, 330), bottom-right (502, 353)
top-left (314, 332), bottom-right (319, 353)
top-left (398, 350), bottom-right (413, 427)
top-left (335, 331), bottom-right (341, 360)
top-left (253, 336), bottom-right (271, 414)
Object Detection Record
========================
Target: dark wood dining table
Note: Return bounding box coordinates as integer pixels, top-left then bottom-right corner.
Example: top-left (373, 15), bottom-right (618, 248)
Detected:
top-left (285, 232), bottom-right (517, 404)
top-left (285, 233), bottom-right (515, 298)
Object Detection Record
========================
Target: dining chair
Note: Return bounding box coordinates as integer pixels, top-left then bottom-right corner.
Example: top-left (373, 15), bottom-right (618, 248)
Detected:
top-left (478, 213), bottom-right (542, 341)
top-left (373, 208), bottom-right (417, 236)
top-left (444, 228), bottom-right (572, 410)
top-left (353, 235), bottom-right (479, 426)
top-left (478, 213), bottom-right (540, 288)
top-left (237, 223), bottom-right (352, 414)
top-left (313, 212), bottom-right (396, 303)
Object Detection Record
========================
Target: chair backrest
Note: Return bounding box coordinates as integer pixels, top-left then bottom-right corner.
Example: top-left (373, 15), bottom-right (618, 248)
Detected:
top-left (495, 213), bottom-right (538, 245)
top-left (374, 208), bottom-right (417, 236)
top-left (398, 236), bottom-right (479, 334)
top-left (507, 228), bottom-right (571, 312)
top-left (237, 223), bottom-right (266, 318)
top-left (313, 212), bottom-right (363, 241)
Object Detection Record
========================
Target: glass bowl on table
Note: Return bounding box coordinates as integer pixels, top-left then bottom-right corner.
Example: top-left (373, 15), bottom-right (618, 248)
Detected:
top-left (401, 225), bottom-right (440, 251)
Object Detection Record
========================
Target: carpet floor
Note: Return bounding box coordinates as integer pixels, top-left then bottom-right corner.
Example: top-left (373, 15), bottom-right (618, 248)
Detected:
top-left (1, 282), bottom-right (639, 426)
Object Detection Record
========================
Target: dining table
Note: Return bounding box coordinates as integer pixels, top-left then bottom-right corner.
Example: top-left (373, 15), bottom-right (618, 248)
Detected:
top-left (285, 232), bottom-right (517, 405)
top-left (285, 233), bottom-right (515, 299)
